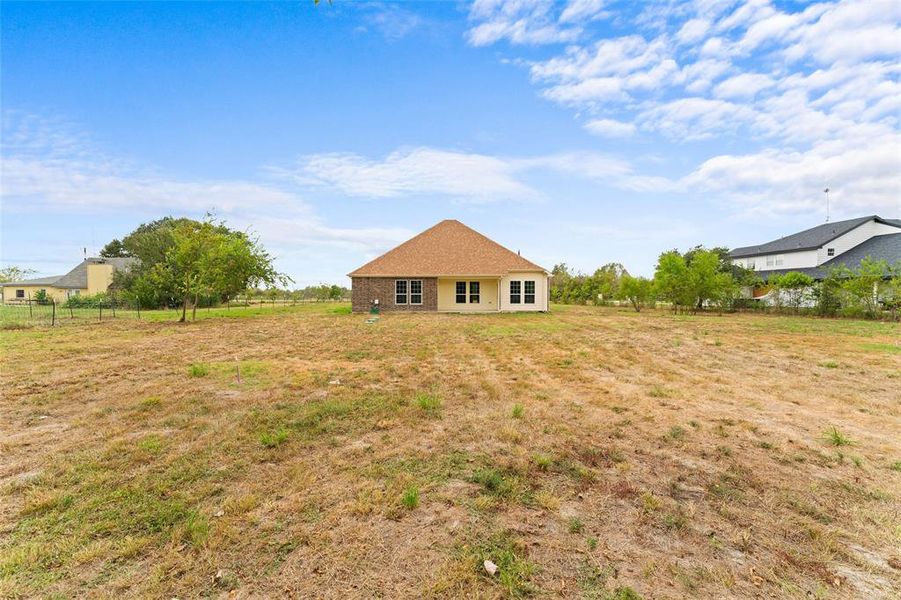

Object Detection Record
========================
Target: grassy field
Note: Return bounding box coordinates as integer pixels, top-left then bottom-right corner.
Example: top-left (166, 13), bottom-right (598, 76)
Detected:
top-left (1, 304), bottom-right (899, 598)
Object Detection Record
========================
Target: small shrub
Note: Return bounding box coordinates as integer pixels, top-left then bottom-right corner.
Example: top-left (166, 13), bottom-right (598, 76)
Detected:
top-left (824, 426), bottom-right (853, 447)
top-left (532, 452), bottom-right (554, 471)
top-left (587, 537), bottom-right (598, 550)
top-left (138, 396), bottom-right (161, 411)
top-left (820, 361), bottom-right (839, 369)
top-left (259, 428), bottom-right (290, 448)
top-left (511, 403), bottom-right (524, 419)
top-left (667, 425), bottom-right (686, 440)
top-left (188, 363), bottom-right (209, 377)
top-left (648, 385), bottom-right (668, 398)
top-left (401, 486), bottom-right (419, 510)
top-left (137, 436), bottom-right (163, 454)
top-left (415, 393), bottom-right (442, 416)
top-left (568, 517), bottom-right (584, 534)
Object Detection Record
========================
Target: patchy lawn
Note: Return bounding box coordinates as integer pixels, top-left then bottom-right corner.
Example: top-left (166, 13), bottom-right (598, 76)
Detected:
top-left (1, 304), bottom-right (899, 598)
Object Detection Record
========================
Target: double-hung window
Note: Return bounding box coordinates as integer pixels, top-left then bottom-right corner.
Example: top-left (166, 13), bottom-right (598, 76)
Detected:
top-left (455, 281), bottom-right (466, 304)
top-left (409, 280), bottom-right (422, 305)
top-left (510, 281), bottom-right (521, 304)
top-left (395, 280), bottom-right (408, 305)
top-left (827, 248), bottom-right (835, 257)
top-left (524, 281), bottom-right (535, 304)
top-left (15, 289), bottom-right (25, 299)
top-left (396, 280), bottom-right (422, 304)
top-left (469, 281), bottom-right (480, 303)
top-left (775, 255), bottom-right (784, 266)
top-left (766, 256), bottom-right (774, 267)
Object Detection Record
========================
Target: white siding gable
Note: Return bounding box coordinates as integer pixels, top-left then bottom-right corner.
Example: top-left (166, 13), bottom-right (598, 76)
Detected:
top-left (816, 220), bottom-right (900, 265)
top-left (733, 249), bottom-right (819, 272)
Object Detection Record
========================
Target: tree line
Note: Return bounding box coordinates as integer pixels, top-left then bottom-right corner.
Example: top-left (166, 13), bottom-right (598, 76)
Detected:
top-left (551, 247), bottom-right (900, 319)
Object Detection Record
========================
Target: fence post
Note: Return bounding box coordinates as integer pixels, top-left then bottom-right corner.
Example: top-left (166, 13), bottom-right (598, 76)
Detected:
top-left (28, 296), bottom-right (33, 318)
top-left (137, 303), bottom-right (141, 319)
top-left (69, 304), bottom-right (74, 319)
top-left (52, 300), bottom-right (56, 327)
top-left (99, 303), bottom-right (102, 322)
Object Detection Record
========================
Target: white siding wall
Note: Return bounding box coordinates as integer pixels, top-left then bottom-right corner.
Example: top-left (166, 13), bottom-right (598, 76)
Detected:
top-left (732, 249), bottom-right (819, 272)
top-left (499, 272), bottom-right (548, 312)
top-left (816, 221), bottom-right (900, 265)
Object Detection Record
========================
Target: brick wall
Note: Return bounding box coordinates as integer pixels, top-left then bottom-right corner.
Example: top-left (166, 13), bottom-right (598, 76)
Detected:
top-left (351, 277), bottom-right (438, 312)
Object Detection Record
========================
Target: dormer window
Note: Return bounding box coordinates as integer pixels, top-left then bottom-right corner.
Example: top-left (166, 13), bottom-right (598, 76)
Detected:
top-left (827, 248), bottom-right (835, 257)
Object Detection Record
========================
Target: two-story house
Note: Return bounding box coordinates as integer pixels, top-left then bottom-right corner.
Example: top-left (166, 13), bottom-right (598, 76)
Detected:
top-left (729, 215), bottom-right (901, 281)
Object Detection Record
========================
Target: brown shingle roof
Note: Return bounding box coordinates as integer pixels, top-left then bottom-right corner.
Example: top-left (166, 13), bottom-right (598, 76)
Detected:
top-left (349, 220), bottom-right (547, 277)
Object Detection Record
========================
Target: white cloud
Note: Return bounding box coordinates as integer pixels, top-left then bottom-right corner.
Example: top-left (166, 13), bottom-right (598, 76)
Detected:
top-left (282, 147), bottom-right (538, 202)
top-left (676, 18), bottom-right (710, 44)
top-left (682, 135), bottom-right (901, 216)
top-left (584, 118), bottom-right (637, 138)
top-left (277, 146), bottom-right (662, 200)
top-left (713, 72), bottom-right (774, 98)
top-left (559, 0), bottom-right (608, 24)
top-left (468, 0), bottom-right (901, 216)
top-left (0, 112), bottom-right (413, 263)
top-left (466, 0), bottom-right (581, 46)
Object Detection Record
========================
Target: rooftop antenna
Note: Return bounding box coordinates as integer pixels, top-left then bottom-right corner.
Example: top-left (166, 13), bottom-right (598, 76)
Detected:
top-left (824, 187), bottom-right (830, 223)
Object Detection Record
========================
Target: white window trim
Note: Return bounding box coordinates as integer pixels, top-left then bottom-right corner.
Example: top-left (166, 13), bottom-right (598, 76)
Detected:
top-left (523, 280), bottom-right (536, 304)
top-left (510, 280), bottom-right (522, 304)
top-left (409, 280), bottom-right (423, 305)
top-left (455, 281), bottom-right (466, 304)
top-left (395, 280), bottom-right (408, 305)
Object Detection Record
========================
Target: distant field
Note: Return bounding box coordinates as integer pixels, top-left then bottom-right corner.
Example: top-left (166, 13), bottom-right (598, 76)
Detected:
top-left (1, 304), bottom-right (899, 598)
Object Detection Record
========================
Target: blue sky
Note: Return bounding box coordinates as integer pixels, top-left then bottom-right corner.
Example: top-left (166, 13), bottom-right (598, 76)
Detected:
top-left (2, 0), bottom-right (899, 285)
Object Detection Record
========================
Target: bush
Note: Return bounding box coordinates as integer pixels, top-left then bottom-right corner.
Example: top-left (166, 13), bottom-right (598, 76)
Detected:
top-left (63, 293), bottom-right (110, 308)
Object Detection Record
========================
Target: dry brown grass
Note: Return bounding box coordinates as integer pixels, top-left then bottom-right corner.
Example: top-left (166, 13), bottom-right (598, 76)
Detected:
top-left (1, 303), bottom-right (899, 599)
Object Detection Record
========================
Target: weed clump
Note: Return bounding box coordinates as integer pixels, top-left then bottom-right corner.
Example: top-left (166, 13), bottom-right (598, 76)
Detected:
top-left (259, 428), bottom-right (289, 448)
top-left (188, 363), bottom-right (209, 377)
top-left (823, 426), bottom-right (853, 446)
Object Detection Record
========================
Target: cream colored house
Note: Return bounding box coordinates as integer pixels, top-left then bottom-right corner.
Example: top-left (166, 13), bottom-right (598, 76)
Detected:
top-left (350, 220), bottom-right (549, 313)
top-left (0, 257), bottom-right (137, 304)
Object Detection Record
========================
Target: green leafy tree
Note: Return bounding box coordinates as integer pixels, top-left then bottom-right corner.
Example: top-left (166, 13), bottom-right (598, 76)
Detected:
top-left (617, 274), bottom-right (654, 312)
top-left (841, 257), bottom-right (890, 318)
top-left (109, 216), bottom-right (286, 319)
top-left (99, 239), bottom-right (130, 258)
top-left (770, 271), bottom-right (815, 313)
top-left (812, 267), bottom-right (844, 317)
top-left (654, 250), bottom-right (693, 312)
top-left (0, 266), bottom-right (37, 282)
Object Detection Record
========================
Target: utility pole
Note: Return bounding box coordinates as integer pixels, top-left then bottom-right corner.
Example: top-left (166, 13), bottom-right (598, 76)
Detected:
top-left (824, 188), bottom-right (831, 223)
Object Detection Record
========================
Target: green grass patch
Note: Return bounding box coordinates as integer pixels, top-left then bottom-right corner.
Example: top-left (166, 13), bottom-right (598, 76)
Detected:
top-left (401, 486), bottom-right (419, 510)
top-left (188, 363), bottom-right (209, 377)
top-left (415, 393), bottom-right (442, 416)
top-left (511, 403), bottom-right (524, 419)
top-left (858, 342), bottom-right (901, 354)
top-left (259, 428), bottom-right (290, 448)
top-left (823, 426), bottom-right (853, 446)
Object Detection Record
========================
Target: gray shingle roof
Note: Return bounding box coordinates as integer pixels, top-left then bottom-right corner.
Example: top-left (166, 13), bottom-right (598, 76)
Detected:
top-left (0, 275), bottom-right (66, 286)
top-left (1, 257), bottom-right (138, 289)
top-left (729, 215), bottom-right (900, 258)
top-left (758, 233), bottom-right (901, 281)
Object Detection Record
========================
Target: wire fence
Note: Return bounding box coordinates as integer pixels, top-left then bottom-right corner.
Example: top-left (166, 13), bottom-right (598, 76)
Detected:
top-left (0, 296), bottom-right (349, 328)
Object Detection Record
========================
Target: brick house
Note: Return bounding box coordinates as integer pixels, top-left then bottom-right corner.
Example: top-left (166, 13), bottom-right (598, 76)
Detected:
top-left (349, 220), bottom-right (549, 313)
